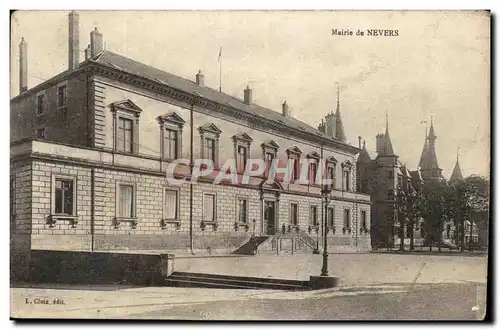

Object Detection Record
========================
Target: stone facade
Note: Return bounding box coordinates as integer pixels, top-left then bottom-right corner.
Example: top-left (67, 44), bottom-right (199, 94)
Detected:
top-left (10, 42), bottom-right (371, 279)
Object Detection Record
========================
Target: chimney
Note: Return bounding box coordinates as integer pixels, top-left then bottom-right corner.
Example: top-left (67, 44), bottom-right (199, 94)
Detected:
top-left (282, 100), bottom-right (290, 117)
top-left (243, 86), bottom-right (252, 105)
top-left (84, 44), bottom-right (91, 60)
top-left (90, 27), bottom-right (103, 57)
top-left (358, 136), bottom-right (362, 149)
top-left (19, 38), bottom-right (27, 94)
top-left (68, 11), bottom-right (80, 70)
top-left (196, 70), bottom-right (205, 86)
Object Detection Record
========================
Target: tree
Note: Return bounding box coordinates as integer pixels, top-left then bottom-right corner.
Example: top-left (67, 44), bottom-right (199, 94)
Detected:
top-left (451, 175), bottom-right (490, 251)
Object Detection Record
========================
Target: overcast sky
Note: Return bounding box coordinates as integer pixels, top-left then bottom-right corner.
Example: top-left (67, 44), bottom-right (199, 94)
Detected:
top-left (10, 10), bottom-right (490, 178)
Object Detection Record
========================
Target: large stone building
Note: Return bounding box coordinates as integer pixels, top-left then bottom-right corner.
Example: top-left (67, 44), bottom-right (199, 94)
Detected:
top-left (10, 12), bottom-right (372, 278)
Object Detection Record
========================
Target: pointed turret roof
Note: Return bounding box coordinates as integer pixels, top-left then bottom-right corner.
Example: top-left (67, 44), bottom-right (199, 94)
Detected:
top-left (450, 147), bottom-right (463, 182)
top-left (382, 111), bottom-right (395, 155)
top-left (420, 118), bottom-right (440, 170)
top-left (334, 84), bottom-right (346, 142)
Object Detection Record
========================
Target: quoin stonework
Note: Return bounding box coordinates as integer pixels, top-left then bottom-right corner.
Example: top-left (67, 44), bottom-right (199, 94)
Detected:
top-left (10, 12), bottom-right (373, 280)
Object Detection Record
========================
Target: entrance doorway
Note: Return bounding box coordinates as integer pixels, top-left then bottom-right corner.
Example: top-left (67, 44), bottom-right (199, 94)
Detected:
top-left (264, 200), bottom-right (276, 235)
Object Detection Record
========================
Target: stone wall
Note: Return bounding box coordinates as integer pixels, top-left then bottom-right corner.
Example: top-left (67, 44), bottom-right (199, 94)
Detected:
top-left (29, 250), bottom-right (174, 285)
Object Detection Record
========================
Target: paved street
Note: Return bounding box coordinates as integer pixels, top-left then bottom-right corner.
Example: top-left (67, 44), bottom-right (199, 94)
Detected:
top-left (11, 253), bottom-right (488, 320)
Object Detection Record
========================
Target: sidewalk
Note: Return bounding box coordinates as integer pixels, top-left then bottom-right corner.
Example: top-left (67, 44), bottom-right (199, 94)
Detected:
top-left (173, 253), bottom-right (488, 287)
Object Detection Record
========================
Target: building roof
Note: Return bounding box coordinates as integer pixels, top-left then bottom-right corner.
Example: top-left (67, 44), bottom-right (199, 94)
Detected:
top-left (12, 50), bottom-right (360, 153)
top-left (450, 159), bottom-right (464, 182)
top-left (357, 140), bottom-right (372, 164)
top-left (419, 121), bottom-right (441, 170)
top-left (92, 51), bottom-right (355, 148)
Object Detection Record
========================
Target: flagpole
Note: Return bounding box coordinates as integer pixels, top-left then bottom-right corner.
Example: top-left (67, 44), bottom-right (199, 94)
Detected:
top-left (219, 47), bottom-right (222, 92)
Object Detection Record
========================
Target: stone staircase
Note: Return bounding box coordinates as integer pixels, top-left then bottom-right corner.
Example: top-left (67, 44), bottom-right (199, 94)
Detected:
top-left (231, 235), bottom-right (271, 255)
top-left (164, 271), bottom-right (310, 291)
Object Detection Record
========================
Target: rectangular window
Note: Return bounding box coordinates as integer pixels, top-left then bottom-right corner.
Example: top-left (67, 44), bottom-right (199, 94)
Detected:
top-left (163, 189), bottom-right (178, 220)
top-left (361, 210), bottom-right (367, 229)
top-left (238, 198), bottom-right (247, 223)
top-left (204, 138), bottom-right (216, 162)
top-left (55, 178), bottom-right (74, 215)
top-left (237, 146), bottom-right (248, 174)
top-left (204, 193), bottom-right (216, 222)
top-left (328, 207), bottom-right (335, 228)
top-left (343, 170), bottom-right (351, 191)
top-left (164, 129), bottom-right (178, 159)
top-left (265, 152), bottom-right (274, 177)
top-left (37, 94), bottom-right (45, 115)
top-left (310, 205), bottom-right (318, 227)
top-left (292, 156), bottom-right (300, 181)
top-left (388, 170), bottom-right (393, 179)
top-left (343, 209), bottom-right (351, 229)
top-left (36, 128), bottom-right (46, 139)
top-left (118, 184), bottom-right (134, 218)
top-left (309, 161), bottom-right (318, 184)
top-left (57, 84), bottom-right (67, 108)
top-left (117, 117), bottom-right (133, 153)
top-left (290, 203), bottom-right (298, 226)
top-left (329, 166), bottom-right (336, 188)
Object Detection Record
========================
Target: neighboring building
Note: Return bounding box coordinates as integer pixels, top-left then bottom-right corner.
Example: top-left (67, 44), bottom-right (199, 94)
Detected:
top-left (10, 12), bottom-right (372, 279)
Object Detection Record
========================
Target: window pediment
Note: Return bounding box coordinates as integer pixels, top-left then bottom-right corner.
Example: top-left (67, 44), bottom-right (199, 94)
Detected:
top-left (342, 160), bottom-right (353, 169)
top-left (110, 99), bottom-right (143, 117)
top-left (261, 140), bottom-right (279, 150)
top-left (307, 151), bottom-right (320, 159)
top-left (286, 146), bottom-right (302, 155)
top-left (326, 156), bottom-right (338, 165)
top-left (232, 132), bottom-right (253, 144)
top-left (198, 123), bottom-right (222, 136)
top-left (157, 112), bottom-right (185, 127)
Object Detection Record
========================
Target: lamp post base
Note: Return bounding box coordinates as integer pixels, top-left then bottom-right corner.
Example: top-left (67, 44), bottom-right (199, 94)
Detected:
top-left (312, 248), bottom-right (321, 254)
top-left (309, 275), bottom-right (340, 289)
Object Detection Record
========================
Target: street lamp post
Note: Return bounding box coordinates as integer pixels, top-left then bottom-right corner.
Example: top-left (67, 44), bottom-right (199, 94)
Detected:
top-left (321, 184), bottom-right (332, 276)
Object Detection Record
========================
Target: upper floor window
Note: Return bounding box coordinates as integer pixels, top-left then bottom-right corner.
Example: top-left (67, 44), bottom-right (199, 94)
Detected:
top-left (233, 133), bottom-right (252, 174)
top-left (286, 146), bottom-right (302, 182)
top-left (157, 112), bottom-right (185, 160)
top-left (342, 160), bottom-right (353, 191)
top-left (117, 117), bottom-right (133, 153)
top-left (36, 93), bottom-right (45, 116)
top-left (307, 152), bottom-right (320, 185)
top-left (326, 156), bottom-right (338, 188)
top-left (57, 83), bottom-right (67, 108)
top-left (261, 140), bottom-right (279, 178)
top-left (111, 100), bottom-right (142, 154)
top-left (199, 123), bottom-right (222, 169)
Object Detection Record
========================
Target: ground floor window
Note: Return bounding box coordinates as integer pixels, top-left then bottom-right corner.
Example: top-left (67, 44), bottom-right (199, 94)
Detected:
top-left (204, 193), bottom-right (216, 222)
top-left (52, 176), bottom-right (77, 216)
top-left (343, 209), bottom-right (350, 230)
top-left (118, 184), bottom-right (135, 218)
top-left (238, 198), bottom-right (248, 223)
top-left (163, 189), bottom-right (178, 220)
top-left (327, 207), bottom-right (334, 228)
top-left (290, 203), bottom-right (298, 226)
top-left (310, 205), bottom-right (318, 227)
